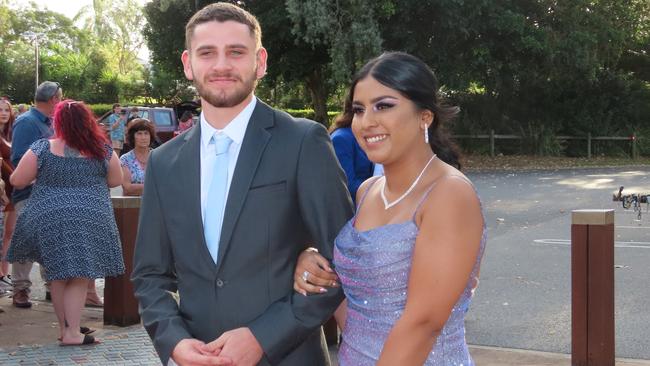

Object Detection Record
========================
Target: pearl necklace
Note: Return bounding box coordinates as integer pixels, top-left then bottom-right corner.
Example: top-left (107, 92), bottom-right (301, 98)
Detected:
top-left (381, 154), bottom-right (437, 210)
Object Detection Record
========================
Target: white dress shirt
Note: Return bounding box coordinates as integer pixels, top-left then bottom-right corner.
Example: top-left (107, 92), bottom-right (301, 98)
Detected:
top-left (200, 97), bottom-right (257, 225)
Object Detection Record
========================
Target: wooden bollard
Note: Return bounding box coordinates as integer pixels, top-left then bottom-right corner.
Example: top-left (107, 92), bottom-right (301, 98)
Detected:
top-left (104, 196), bottom-right (141, 326)
top-left (571, 209), bottom-right (615, 366)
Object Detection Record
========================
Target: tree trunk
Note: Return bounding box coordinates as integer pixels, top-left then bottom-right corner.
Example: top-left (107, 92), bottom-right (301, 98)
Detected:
top-left (306, 67), bottom-right (329, 126)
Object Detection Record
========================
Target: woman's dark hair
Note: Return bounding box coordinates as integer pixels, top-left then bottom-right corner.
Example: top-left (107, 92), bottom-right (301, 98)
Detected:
top-left (329, 100), bottom-right (353, 133)
top-left (342, 51), bottom-right (461, 169)
top-left (180, 111), bottom-right (193, 122)
top-left (126, 118), bottom-right (156, 147)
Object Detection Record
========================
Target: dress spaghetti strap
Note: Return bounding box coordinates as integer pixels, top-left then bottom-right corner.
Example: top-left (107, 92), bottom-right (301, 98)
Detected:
top-left (352, 176), bottom-right (382, 224)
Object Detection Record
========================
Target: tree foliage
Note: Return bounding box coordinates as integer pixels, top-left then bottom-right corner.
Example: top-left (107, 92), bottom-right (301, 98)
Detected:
top-left (0, 1), bottom-right (146, 104)
top-left (5, 0), bottom-right (645, 156)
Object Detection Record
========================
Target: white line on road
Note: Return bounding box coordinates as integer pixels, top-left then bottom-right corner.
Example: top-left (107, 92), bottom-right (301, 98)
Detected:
top-left (533, 239), bottom-right (650, 249)
top-left (617, 225), bottom-right (650, 229)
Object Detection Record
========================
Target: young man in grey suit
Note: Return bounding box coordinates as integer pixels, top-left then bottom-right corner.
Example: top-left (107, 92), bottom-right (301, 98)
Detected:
top-left (131, 3), bottom-right (353, 365)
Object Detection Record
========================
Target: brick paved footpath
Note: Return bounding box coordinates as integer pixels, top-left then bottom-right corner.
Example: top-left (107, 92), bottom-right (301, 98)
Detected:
top-left (0, 326), bottom-right (159, 365)
top-left (2, 296), bottom-right (649, 366)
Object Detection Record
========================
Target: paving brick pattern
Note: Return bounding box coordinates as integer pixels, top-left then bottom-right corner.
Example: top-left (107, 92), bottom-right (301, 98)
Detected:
top-left (0, 326), bottom-right (161, 365)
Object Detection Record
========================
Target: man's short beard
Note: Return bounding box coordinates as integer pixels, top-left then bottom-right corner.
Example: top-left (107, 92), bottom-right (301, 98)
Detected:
top-left (194, 68), bottom-right (258, 108)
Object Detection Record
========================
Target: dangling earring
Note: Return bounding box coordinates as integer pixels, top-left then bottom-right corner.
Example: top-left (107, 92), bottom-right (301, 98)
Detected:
top-left (424, 124), bottom-right (429, 144)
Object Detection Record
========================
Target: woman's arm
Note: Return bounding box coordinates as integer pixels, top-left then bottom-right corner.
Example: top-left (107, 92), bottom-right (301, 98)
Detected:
top-left (121, 166), bottom-right (144, 196)
top-left (293, 249), bottom-right (339, 296)
top-left (106, 152), bottom-right (123, 188)
top-left (9, 149), bottom-right (37, 189)
top-left (293, 249), bottom-right (348, 331)
top-left (334, 299), bottom-right (348, 331)
top-left (376, 177), bottom-right (483, 365)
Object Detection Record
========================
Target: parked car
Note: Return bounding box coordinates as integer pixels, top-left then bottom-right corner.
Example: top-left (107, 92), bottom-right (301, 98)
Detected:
top-left (99, 106), bottom-right (179, 143)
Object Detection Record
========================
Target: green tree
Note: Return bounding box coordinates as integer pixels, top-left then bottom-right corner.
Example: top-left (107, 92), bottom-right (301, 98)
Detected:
top-left (0, 1), bottom-right (147, 104)
top-left (142, 0), bottom-right (391, 123)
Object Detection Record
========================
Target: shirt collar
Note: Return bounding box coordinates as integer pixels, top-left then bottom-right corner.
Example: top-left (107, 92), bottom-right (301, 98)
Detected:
top-left (29, 107), bottom-right (50, 125)
top-left (200, 97), bottom-right (257, 148)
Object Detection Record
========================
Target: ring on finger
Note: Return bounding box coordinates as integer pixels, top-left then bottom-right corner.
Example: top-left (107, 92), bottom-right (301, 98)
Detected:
top-left (302, 270), bottom-right (310, 283)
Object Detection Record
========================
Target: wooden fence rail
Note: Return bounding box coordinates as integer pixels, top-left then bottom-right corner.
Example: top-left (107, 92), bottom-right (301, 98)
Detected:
top-left (452, 130), bottom-right (639, 159)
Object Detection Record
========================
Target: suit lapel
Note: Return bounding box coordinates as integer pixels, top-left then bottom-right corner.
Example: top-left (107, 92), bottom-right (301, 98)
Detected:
top-left (177, 125), bottom-right (218, 273)
top-left (215, 101), bottom-right (273, 271)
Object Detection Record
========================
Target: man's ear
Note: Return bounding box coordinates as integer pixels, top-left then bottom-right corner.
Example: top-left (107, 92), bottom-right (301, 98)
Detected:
top-left (256, 47), bottom-right (268, 79)
top-left (181, 50), bottom-right (194, 81)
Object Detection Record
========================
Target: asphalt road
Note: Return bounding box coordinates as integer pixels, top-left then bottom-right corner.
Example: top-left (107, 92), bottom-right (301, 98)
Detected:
top-left (27, 166), bottom-right (649, 359)
top-left (464, 166), bottom-right (650, 359)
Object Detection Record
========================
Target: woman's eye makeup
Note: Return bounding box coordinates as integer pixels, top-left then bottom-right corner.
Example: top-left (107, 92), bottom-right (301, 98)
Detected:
top-left (351, 106), bottom-right (365, 114)
top-left (374, 101), bottom-right (395, 111)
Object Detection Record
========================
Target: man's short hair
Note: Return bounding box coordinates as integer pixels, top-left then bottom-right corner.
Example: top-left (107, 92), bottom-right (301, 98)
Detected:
top-left (34, 81), bottom-right (60, 103)
top-left (185, 2), bottom-right (262, 51)
top-left (112, 103), bottom-right (121, 109)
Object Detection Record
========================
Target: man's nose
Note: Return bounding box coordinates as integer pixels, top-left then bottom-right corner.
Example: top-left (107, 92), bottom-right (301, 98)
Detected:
top-left (211, 54), bottom-right (232, 71)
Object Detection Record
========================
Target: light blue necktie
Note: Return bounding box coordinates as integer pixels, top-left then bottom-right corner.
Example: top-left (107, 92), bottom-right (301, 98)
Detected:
top-left (204, 133), bottom-right (232, 264)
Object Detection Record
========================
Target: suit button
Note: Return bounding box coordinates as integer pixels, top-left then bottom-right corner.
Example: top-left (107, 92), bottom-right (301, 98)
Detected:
top-left (216, 279), bottom-right (224, 288)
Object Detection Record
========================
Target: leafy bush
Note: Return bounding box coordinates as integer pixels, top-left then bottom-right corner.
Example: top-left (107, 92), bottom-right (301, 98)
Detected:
top-left (285, 109), bottom-right (341, 126)
top-left (87, 104), bottom-right (114, 118)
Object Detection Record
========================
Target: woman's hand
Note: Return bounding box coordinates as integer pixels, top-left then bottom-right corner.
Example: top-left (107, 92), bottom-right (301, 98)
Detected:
top-left (293, 248), bottom-right (339, 296)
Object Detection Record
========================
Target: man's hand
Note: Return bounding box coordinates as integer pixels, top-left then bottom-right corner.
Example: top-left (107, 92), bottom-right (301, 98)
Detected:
top-left (171, 338), bottom-right (232, 366)
top-left (202, 328), bottom-right (263, 366)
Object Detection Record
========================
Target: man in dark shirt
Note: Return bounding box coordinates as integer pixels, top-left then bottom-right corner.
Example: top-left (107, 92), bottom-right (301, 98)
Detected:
top-left (10, 81), bottom-right (61, 308)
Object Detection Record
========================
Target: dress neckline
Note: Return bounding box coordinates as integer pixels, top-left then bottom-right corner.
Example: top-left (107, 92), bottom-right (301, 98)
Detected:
top-left (348, 218), bottom-right (417, 235)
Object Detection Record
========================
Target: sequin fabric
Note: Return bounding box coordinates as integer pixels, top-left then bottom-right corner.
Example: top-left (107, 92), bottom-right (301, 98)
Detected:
top-left (333, 179), bottom-right (486, 366)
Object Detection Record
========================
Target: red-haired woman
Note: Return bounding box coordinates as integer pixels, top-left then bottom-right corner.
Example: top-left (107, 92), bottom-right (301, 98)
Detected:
top-left (7, 100), bottom-right (124, 346)
top-left (0, 98), bottom-right (15, 295)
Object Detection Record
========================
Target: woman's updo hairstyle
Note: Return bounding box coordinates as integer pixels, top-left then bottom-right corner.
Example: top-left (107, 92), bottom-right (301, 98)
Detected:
top-left (344, 51), bottom-right (461, 169)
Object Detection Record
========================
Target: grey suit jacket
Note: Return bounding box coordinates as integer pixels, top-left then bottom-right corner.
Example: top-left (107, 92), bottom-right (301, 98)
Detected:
top-left (131, 100), bottom-right (353, 365)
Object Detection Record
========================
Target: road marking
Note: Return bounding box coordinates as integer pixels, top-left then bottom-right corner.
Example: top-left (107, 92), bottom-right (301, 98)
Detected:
top-left (533, 239), bottom-right (650, 249)
top-left (617, 225), bottom-right (650, 229)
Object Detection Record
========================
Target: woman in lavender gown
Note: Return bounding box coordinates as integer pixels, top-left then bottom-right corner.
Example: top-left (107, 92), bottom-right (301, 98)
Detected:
top-left (294, 52), bottom-right (486, 365)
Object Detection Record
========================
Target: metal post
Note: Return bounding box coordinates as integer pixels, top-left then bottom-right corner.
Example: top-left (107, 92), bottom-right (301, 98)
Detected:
top-left (587, 133), bottom-right (592, 159)
top-left (631, 134), bottom-right (637, 160)
top-left (34, 36), bottom-right (39, 91)
top-left (490, 129), bottom-right (495, 157)
top-left (571, 209), bottom-right (615, 366)
top-left (104, 196), bottom-right (141, 326)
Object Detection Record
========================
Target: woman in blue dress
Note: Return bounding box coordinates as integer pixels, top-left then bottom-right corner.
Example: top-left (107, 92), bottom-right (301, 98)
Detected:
top-left (8, 100), bottom-right (124, 346)
top-left (330, 114), bottom-right (374, 203)
top-left (294, 52), bottom-right (486, 365)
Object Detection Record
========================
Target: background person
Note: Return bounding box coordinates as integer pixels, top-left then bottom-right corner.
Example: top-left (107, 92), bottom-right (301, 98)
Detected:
top-left (7, 100), bottom-right (124, 346)
top-left (0, 98), bottom-right (16, 296)
top-left (294, 52), bottom-right (486, 365)
top-left (16, 104), bottom-right (27, 116)
top-left (9, 81), bottom-right (62, 308)
top-left (120, 118), bottom-right (154, 196)
top-left (108, 103), bottom-right (126, 156)
top-left (330, 108), bottom-right (374, 203)
top-left (127, 106), bottom-right (140, 123)
top-left (177, 111), bottom-right (194, 134)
